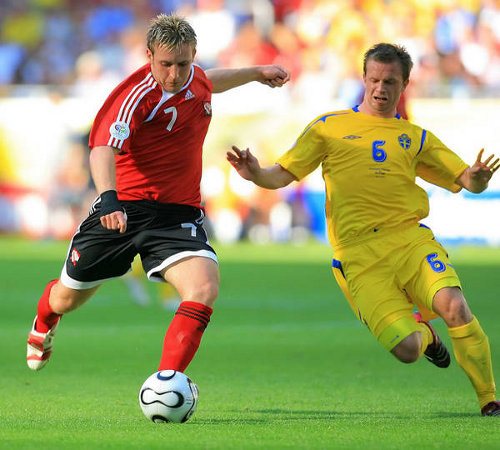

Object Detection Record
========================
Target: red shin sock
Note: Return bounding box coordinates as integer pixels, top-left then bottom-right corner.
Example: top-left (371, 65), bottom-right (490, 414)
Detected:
top-left (158, 301), bottom-right (213, 372)
top-left (36, 279), bottom-right (62, 333)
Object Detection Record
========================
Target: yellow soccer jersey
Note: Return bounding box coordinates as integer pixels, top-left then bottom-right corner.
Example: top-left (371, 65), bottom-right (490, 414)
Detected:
top-left (277, 107), bottom-right (469, 249)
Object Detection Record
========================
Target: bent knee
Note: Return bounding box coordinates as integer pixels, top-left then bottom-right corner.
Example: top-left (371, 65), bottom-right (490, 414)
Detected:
top-left (182, 280), bottom-right (219, 306)
top-left (393, 350), bottom-right (420, 364)
top-left (50, 282), bottom-right (97, 314)
top-left (433, 287), bottom-right (472, 326)
top-left (390, 332), bottom-right (422, 364)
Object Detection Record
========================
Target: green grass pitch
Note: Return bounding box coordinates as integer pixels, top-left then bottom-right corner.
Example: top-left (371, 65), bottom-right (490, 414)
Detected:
top-left (1, 236), bottom-right (500, 449)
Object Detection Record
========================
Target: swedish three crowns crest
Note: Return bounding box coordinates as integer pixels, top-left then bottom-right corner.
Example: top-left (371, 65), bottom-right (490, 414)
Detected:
top-left (398, 133), bottom-right (411, 150)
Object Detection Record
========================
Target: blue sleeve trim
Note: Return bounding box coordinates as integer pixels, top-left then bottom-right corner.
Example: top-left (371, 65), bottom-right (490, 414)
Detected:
top-left (298, 112), bottom-right (349, 140)
top-left (352, 105), bottom-right (400, 119)
top-left (315, 112), bottom-right (349, 124)
top-left (417, 129), bottom-right (427, 155)
top-left (332, 258), bottom-right (346, 279)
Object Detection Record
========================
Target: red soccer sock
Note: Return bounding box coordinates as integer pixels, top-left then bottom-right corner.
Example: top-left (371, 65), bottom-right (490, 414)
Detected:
top-left (35, 279), bottom-right (62, 333)
top-left (158, 301), bottom-right (213, 372)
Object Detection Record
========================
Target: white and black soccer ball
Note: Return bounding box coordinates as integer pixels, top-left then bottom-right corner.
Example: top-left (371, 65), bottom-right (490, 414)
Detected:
top-left (138, 370), bottom-right (199, 423)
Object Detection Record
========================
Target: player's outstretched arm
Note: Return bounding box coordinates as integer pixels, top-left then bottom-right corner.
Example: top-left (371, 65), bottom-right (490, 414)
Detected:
top-left (89, 145), bottom-right (127, 233)
top-left (456, 149), bottom-right (500, 193)
top-left (206, 66), bottom-right (290, 93)
top-left (227, 145), bottom-right (296, 189)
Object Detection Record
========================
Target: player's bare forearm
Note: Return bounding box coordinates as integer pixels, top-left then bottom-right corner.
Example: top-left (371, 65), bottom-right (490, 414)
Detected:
top-left (456, 149), bottom-right (500, 193)
top-left (207, 66), bottom-right (290, 93)
top-left (254, 164), bottom-right (296, 189)
top-left (89, 145), bottom-right (119, 194)
top-left (89, 145), bottom-right (127, 233)
top-left (227, 145), bottom-right (296, 189)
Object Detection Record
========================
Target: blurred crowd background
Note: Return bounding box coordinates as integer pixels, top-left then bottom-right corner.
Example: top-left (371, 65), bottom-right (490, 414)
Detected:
top-left (2, 0), bottom-right (500, 96)
top-left (1, 0), bottom-right (500, 246)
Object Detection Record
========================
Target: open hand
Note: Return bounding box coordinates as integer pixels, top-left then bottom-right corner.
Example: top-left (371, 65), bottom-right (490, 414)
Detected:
top-left (469, 149), bottom-right (499, 184)
top-left (226, 145), bottom-right (261, 181)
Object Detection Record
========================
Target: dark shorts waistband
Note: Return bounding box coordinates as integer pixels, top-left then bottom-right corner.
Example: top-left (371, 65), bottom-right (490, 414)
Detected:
top-left (121, 200), bottom-right (202, 218)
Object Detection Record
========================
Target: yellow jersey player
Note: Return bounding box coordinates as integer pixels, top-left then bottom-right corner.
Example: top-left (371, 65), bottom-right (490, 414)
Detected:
top-left (227, 43), bottom-right (500, 416)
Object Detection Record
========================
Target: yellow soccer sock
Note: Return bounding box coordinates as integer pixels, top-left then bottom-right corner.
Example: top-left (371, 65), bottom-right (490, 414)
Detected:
top-left (417, 322), bottom-right (433, 357)
top-left (448, 316), bottom-right (496, 408)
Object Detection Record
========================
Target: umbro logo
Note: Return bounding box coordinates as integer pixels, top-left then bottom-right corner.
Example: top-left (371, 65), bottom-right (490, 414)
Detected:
top-left (185, 90), bottom-right (195, 100)
top-left (342, 135), bottom-right (362, 139)
top-left (71, 247), bottom-right (80, 266)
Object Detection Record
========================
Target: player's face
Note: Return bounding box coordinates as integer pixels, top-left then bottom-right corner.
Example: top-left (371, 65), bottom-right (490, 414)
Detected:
top-left (361, 59), bottom-right (408, 118)
top-left (147, 43), bottom-right (196, 93)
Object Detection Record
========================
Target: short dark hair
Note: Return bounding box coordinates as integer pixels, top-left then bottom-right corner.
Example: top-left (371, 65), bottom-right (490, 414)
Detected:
top-left (363, 43), bottom-right (413, 82)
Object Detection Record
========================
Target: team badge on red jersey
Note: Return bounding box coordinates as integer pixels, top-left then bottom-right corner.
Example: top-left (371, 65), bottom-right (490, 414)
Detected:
top-left (109, 121), bottom-right (130, 140)
top-left (71, 248), bottom-right (81, 266)
top-left (203, 101), bottom-right (212, 116)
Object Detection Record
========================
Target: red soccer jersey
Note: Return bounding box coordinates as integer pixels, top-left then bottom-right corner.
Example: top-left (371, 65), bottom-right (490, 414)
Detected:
top-left (89, 63), bottom-right (213, 208)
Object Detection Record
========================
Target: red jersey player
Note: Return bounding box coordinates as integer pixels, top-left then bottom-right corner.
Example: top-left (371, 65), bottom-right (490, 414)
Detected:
top-left (27, 14), bottom-right (290, 376)
top-left (90, 62), bottom-right (212, 207)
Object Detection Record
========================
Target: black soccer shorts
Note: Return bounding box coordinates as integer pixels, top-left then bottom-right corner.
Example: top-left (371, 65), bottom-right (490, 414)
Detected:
top-left (60, 199), bottom-right (217, 289)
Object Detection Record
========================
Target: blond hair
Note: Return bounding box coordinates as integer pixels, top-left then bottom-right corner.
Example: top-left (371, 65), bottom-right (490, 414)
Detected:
top-left (146, 14), bottom-right (197, 53)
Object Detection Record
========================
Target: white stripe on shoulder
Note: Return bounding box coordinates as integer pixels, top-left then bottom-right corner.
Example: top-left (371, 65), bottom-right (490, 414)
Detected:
top-left (107, 72), bottom-right (155, 147)
top-left (116, 72), bottom-right (153, 123)
top-left (111, 77), bottom-right (156, 148)
top-left (114, 79), bottom-right (157, 149)
top-left (122, 75), bottom-right (156, 125)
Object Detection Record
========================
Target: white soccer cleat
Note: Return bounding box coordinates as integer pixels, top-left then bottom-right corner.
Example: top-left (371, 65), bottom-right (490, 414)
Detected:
top-left (27, 316), bottom-right (60, 371)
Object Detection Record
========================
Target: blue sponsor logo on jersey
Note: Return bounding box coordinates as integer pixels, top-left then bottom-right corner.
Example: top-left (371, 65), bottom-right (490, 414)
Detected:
top-left (398, 133), bottom-right (411, 150)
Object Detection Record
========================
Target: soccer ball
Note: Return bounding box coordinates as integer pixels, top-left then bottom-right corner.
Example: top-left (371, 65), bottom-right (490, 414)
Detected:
top-left (138, 370), bottom-right (199, 423)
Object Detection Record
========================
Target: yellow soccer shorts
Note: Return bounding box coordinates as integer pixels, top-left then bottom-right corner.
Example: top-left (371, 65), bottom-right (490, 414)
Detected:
top-left (331, 224), bottom-right (461, 351)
